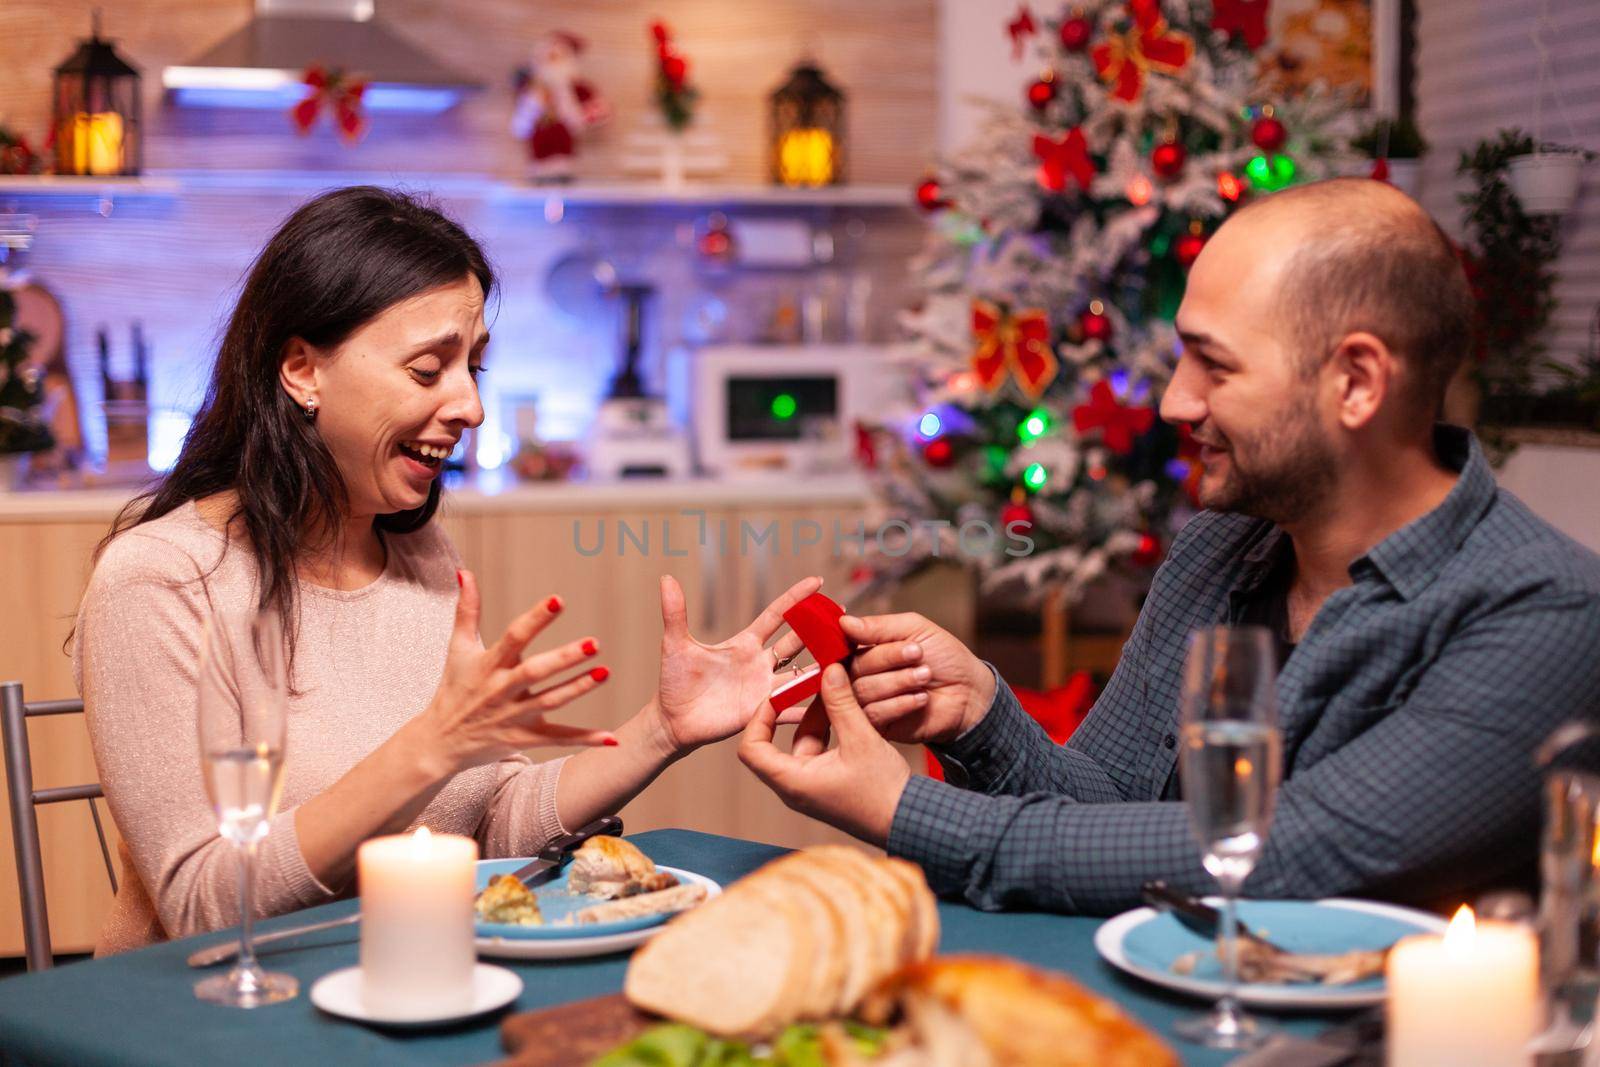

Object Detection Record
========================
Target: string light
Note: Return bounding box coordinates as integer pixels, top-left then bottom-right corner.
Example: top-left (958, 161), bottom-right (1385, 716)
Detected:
top-left (1018, 407), bottom-right (1050, 443)
top-left (1245, 153), bottom-right (1296, 192)
top-left (1023, 462), bottom-right (1048, 491)
top-left (1217, 172), bottom-right (1243, 201)
top-left (918, 411), bottom-right (942, 439)
top-left (1126, 175), bottom-right (1154, 206)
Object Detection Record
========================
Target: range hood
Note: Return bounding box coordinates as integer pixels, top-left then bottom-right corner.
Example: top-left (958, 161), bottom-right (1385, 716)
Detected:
top-left (163, 0), bottom-right (482, 114)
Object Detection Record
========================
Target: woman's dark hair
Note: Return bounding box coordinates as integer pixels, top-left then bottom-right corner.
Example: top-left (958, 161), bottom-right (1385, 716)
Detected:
top-left (88, 186), bottom-right (496, 656)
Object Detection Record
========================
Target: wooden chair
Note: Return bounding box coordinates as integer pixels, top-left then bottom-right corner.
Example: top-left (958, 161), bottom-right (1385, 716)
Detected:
top-left (1, 681), bottom-right (117, 971)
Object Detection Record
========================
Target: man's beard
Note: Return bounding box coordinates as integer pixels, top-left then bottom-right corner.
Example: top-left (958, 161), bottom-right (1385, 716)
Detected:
top-left (1196, 398), bottom-right (1337, 526)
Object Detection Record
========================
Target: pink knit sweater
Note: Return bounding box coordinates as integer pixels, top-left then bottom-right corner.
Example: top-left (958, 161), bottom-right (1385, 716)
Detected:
top-left (73, 501), bottom-right (567, 955)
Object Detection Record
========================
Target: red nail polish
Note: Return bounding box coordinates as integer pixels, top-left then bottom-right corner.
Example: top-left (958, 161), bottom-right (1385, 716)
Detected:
top-left (546, 596), bottom-right (562, 614)
top-left (581, 638), bottom-right (598, 656)
top-left (455, 569), bottom-right (463, 588)
top-left (589, 666), bottom-right (610, 683)
top-left (603, 736), bottom-right (619, 747)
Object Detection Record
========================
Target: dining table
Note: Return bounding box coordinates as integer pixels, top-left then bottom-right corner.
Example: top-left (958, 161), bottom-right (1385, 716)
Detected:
top-left (0, 829), bottom-right (1354, 1066)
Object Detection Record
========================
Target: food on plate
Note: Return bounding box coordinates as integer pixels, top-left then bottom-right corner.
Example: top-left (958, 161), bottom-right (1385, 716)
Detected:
top-left (568, 835), bottom-right (679, 899)
top-left (854, 955), bottom-right (1179, 1067)
top-left (475, 873), bottom-right (543, 926)
top-left (624, 847), bottom-right (940, 1039)
top-left (590, 1020), bottom-right (892, 1067)
top-left (570, 883), bottom-right (709, 925)
top-left (1172, 938), bottom-right (1388, 985)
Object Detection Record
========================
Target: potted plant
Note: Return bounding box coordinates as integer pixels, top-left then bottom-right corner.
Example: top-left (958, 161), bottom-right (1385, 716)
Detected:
top-left (0, 288), bottom-right (55, 490)
top-left (1508, 143), bottom-right (1591, 215)
top-left (1352, 115), bottom-right (1428, 197)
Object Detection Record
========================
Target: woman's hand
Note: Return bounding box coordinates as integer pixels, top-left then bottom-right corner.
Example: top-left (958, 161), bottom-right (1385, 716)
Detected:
top-left (649, 573), bottom-right (824, 755)
top-left (412, 570), bottom-right (617, 778)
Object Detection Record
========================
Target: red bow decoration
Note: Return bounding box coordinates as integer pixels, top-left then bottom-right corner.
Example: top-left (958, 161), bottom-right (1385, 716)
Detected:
top-left (1091, 0), bottom-right (1194, 103)
top-left (1073, 379), bottom-right (1155, 454)
top-left (1211, 0), bottom-right (1271, 51)
top-left (972, 300), bottom-right (1059, 400)
top-left (1033, 127), bottom-right (1096, 193)
top-left (291, 65), bottom-right (368, 143)
top-left (1007, 4), bottom-right (1038, 61)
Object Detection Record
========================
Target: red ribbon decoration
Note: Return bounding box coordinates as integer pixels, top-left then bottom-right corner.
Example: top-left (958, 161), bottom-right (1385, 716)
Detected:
top-left (1211, 0), bottom-right (1271, 51)
top-left (1091, 0), bottom-right (1194, 103)
top-left (1033, 127), bottom-right (1096, 193)
top-left (972, 300), bottom-right (1060, 400)
top-left (291, 65), bottom-right (368, 144)
top-left (1072, 379), bottom-right (1155, 454)
top-left (1006, 4), bottom-right (1038, 61)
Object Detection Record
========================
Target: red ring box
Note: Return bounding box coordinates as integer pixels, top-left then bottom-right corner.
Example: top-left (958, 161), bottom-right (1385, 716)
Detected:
top-left (769, 592), bottom-right (851, 711)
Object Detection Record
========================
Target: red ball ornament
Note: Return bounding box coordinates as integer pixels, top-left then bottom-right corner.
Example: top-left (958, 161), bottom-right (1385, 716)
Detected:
top-left (916, 177), bottom-right (949, 212)
top-left (1027, 77), bottom-right (1057, 109)
top-left (1080, 309), bottom-right (1113, 342)
top-left (1151, 141), bottom-right (1187, 179)
top-left (922, 437), bottom-right (955, 468)
top-left (1059, 16), bottom-right (1093, 52)
top-left (1251, 115), bottom-right (1288, 152)
top-left (1001, 501), bottom-right (1034, 535)
top-left (1175, 231), bottom-right (1207, 268)
top-left (1131, 532), bottom-right (1162, 567)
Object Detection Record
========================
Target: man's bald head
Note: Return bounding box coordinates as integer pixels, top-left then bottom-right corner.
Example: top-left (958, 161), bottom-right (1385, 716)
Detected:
top-left (1222, 177), bottom-right (1474, 420)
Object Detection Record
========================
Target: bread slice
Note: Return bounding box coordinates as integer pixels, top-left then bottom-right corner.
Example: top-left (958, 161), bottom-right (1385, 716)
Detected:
top-left (882, 857), bottom-right (940, 961)
top-left (623, 878), bottom-right (812, 1038)
top-left (744, 856), bottom-right (849, 1021)
top-left (804, 847), bottom-right (910, 1007)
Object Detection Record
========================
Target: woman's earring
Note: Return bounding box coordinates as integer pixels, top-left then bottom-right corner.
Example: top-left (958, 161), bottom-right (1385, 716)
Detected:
top-left (303, 398), bottom-right (318, 422)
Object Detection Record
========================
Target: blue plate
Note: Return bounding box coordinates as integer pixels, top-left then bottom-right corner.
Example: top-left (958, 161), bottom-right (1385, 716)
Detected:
top-left (1095, 897), bottom-right (1448, 1010)
top-left (474, 858), bottom-right (684, 940)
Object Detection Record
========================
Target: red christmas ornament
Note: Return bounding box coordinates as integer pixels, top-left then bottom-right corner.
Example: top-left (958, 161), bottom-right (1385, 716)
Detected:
top-left (922, 438), bottom-right (955, 468)
top-left (1079, 306), bottom-right (1113, 343)
top-left (916, 177), bottom-right (949, 211)
top-left (291, 65), bottom-right (368, 143)
top-left (1059, 15), bottom-right (1093, 52)
top-left (1211, 0), bottom-right (1271, 50)
top-left (1151, 140), bottom-right (1187, 179)
top-left (1251, 115), bottom-right (1288, 152)
top-left (1000, 499), bottom-right (1034, 535)
top-left (1027, 76), bottom-right (1057, 109)
top-left (1369, 157), bottom-right (1390, 182)
top-left (971, 300), bottom-right (1059, 398)
top-left (1072, 379), bottom-right (1155, 454)
top-left (1175, 230), bottom-right (1207, 268)
top-left (1033, 127), bottom-right (1096, 193)
top-left (1131, 532), bottom-right (1162, 567)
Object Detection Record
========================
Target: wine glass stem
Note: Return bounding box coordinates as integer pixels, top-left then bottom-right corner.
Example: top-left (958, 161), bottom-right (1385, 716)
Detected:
top-left (235, 839), bottom-right (260, 975)
top-left (1218, 878), bottom-right (1242, 1021)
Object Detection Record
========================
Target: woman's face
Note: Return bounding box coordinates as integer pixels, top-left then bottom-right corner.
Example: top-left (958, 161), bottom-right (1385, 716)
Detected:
top-left (287, 274), bottom-right (488, 519)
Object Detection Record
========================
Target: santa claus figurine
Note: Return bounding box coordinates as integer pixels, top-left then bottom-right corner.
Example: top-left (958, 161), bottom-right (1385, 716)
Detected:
top-left (510, 31), bottom-right (610, 181)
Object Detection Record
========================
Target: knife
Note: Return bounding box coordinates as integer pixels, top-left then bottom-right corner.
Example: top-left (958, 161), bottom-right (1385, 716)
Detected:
top-left (483, 814), bottom-right (625, 895)
top-left (1140, 880), bottom-right (1289, 953)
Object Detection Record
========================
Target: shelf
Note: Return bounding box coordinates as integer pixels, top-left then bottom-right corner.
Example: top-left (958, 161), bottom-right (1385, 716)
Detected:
top-left (0, 171), bottom-right (912, 211)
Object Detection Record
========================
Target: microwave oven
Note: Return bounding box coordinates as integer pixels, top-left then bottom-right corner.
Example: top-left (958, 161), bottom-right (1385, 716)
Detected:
top-left (689, 344), bottom-right (907, 478)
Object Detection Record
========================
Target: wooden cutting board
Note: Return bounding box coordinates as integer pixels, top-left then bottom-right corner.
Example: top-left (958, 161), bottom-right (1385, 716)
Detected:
top-left (493, 992), bottom-right (659, 1067)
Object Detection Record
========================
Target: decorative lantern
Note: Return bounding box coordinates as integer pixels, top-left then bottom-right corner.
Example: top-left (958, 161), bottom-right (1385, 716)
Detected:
top-left (769, 59), bottom-right (845, 188)
top-left (52, 14), bottom-right (142, 177)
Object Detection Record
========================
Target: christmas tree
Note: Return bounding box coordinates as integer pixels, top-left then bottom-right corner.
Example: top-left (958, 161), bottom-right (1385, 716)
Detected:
top-left (862, 0), bottom-right (1354, 603)
top-left (0, 287), bottom-right (54, 455)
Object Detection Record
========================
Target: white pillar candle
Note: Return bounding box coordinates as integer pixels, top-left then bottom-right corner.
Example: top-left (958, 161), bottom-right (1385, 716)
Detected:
top-left (357, 826), bottom-right (478, 1014)
top-left (1386, 905), bottom-right (1539, 1067)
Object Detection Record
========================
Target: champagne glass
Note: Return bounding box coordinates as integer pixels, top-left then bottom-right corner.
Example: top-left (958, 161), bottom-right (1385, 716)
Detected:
top-left (1174, 625), bottom-right (1282, 1049)
top-left (192, 606), bottom-right (298, 1008)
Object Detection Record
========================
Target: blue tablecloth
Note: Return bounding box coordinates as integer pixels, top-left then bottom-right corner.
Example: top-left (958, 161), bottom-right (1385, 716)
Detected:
top-left (0, 830), bottom-right (1343, 1066)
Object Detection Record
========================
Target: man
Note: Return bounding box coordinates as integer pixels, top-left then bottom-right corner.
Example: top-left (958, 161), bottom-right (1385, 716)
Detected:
top-left (740, 178), bottom-right (1600, 915)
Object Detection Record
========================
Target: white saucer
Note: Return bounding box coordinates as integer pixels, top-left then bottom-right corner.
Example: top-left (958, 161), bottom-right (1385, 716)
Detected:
top-left (310, 963), bottom-right (522, 1028)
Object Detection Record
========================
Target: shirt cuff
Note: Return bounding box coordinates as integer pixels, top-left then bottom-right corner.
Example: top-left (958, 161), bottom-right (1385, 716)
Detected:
top-left (886, 773), bottom-right (1000, 900)
top-left (264, 808), bottom-right (337, 907)
top-left (927, 665), bottom-right (1039, 792)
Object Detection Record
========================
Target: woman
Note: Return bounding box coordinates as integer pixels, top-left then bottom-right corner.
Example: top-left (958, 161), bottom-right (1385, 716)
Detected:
top-left (74, 187), bottom-right (816, 954)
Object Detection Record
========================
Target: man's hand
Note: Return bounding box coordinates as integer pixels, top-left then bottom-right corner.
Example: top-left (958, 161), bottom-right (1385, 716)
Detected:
top-left (834, 612), bottom-right (996, 746)
top-left (739, 664), bottom-right (913, 848)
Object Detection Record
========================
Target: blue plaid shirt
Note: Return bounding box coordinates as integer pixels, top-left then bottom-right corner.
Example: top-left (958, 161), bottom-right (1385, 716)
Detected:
top-left (888, 427), bottom-right (1600, 915)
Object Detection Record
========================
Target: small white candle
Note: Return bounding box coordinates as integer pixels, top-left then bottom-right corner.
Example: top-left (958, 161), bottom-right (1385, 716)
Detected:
top-left (1386, 905), bottom-right (1539, 1066)
top-left (357, 826), bottom-right (478, 1014)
